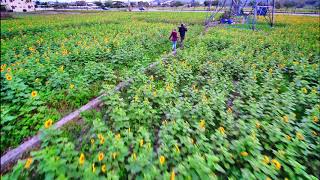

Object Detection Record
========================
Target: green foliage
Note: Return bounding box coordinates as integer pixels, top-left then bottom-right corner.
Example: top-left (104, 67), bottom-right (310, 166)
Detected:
top-left (1, 13), bottom-right (320, 179)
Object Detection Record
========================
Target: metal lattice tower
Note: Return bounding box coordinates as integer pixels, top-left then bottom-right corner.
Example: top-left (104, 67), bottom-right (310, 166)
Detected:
top-left (204, 0), bottom-right (275, 30)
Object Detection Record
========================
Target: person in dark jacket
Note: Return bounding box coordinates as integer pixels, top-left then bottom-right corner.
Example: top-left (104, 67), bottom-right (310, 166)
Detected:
top-left (169, 29), bottom-right (178, 51)
top-left (178, 24), bottom-right (187, 48)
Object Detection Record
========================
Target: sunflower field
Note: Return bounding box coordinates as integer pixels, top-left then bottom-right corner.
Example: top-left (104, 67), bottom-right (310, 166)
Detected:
top-left (1, 12), bottom-right (319, 179)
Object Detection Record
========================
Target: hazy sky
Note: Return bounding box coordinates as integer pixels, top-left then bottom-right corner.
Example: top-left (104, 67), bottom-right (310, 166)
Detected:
top-left (40, 0), bottom-right (154, 2)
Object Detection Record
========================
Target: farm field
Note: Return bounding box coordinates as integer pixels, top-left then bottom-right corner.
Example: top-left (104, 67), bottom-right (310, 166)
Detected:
top-left (1, 12), bottom-right (320, 179)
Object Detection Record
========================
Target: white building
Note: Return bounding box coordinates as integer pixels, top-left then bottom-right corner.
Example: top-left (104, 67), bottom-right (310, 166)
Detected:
top-left (0, 0), bottom-right (35, 12)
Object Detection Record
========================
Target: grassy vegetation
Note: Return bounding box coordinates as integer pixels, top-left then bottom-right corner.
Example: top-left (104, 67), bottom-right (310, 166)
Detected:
top-left (1, 12), bottom-right (319, 179)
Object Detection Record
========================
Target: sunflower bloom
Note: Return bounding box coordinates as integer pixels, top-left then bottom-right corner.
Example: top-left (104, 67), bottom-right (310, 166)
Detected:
top-left (44, 119), bottom-right (53, 129)
top-left (269, 68), bottom-right (273, 75)
top-left (218, 127), bottom-right (225, 135)
top-left (112, 152), bottom-right (117, 159)
top-left (24, 158), bottom-right (33, 169)
top-left (159, 155), bottom-right (165, 165)
top-left (191, 138), bottom-right (195, 144)
top-left (91, 138), bottom-right (95, 145)
top-left (104, 37), bottom-right (109, 43)
top-left (271, 159), bottom-right (281, 170)
top-left (31, 91), bottom-right (37, 98)
top-left (134, 95), bottom-right (139, 102)
top-left (101, 164), bottom-right (106, 173)
top-left (296, 132), bottom-right (304, 140)
top-left (285, 135), bottom-right (291, 141)
top-left (255, 122), bottom-right (261, 128)
top-left (100, 137), bottom-right (105, 144)
top-left (62, 49), bottom-right (68, 56)
top-left (302, 88), bottom-right (307, 94)
top-left (170, 169), bottom-right (175, 180)
top-left (69, 84), bottom-right (75, 89)
top-left (29, 47), bottom-right (36, 52)
top-left (132, 152), bottom-right (137, 161)
top-left (1, 64), bottom-right (6, 69)
top-left (282, 115), bottom-right (289, 123)
top-left (175, 144), bottom-right (180, 153)
top-left (263, 156), bottom-right (270, 164)
top-left (199, 119), bottom-right (205, 129)
top-left (79, 153), bottom-right (85, 165)
top-left (312, 131), bottom-right (317, 136)
top-left (92, 163), bottom-right (96, 172)
top-left (313, 116), bottom-right (318, 123)
top-left (140, 139), bottom-right (144, 147)
top-left (98, 152), bottom-right (104, 161)
top-left (98, 133), bottom-right (103, 139)
top-left (6, 74), bottom-right (12, 81)
top-left (115, 133), bottom-right (121, 140)
top-left (240, 151), bottom-right (248, 157)
top-left (312, 88), bottom-right (317, 94)
top-left (227, 107), bottom-right (232, 114)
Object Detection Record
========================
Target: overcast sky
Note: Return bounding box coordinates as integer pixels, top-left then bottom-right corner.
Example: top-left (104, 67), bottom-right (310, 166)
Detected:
top-left (39, 0), bottom-right (154, 2)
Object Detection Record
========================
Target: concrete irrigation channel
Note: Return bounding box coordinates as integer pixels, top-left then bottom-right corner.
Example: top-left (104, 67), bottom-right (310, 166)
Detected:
top-left (0, 56), bottom-right (169, 173)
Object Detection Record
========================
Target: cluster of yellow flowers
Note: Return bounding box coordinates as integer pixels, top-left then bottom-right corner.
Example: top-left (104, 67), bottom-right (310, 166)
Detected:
top-left (199, 119), bottom-right (205, 129)
top-left (271, 159), bottom-right (281, 170)
top-left (24, 157), bottom-right (33, 169)
top-left (165, 83), bottom-right (174, 92)
top-left (282, 115), bottom-right (289, 123)
top-left (98, 133), bottom-right (105, 144)
top-left (218, 126), bottom-right (225, 135)
top-left (159, 155), bottom-right (165, 165)
top-left (44, 119), bottom-right (53, 129)
top-left (69, 84), bottom-right (75, 89)
top-left (98, 152), bottom-right (104, 161)
top-left (240, 151), bottom-right (248, 157)
top-left (79, 153), bottom-right (85, 165)
top-left (5, 73), bottom-right (12, 81)
top-left (115, 133), bottom-right (121, 140)
top-left (296, 132), bottom-right (304, 140)
top-left (31, 91), bottom-right (38, 98)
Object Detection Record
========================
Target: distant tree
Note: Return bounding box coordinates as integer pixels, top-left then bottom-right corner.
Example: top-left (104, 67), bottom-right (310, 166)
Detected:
top-left (305, 0), bottom-right (317, 5)
top-left (104, 1), bottom-right (112, 7)
top-left (111, 2), bottom-right (126, 8)
top-left (171, 1), bottom-right (184, 7)
top-left (248, 0), bottom-right (266, 6)
top-left (204, 0), bottom-right (218, 7)
top-left (41, 2), bottom-right (48, 6)
top-left (138, 1), bottom-right (149, 7)
top-left (130, 2), bottom-right (136, 7)
top-left (93, 1), bottom-right (103, 7)
top-left (274, 0), bottom-right (282, 9)
top-left (192, 1), bottom-right (200, 7)
top-left (0, 4), bottom-right (6, 11)
top-left (296, 0), bottom-right (305, 8)
top-left (75, 1), bottom-right (87, 6)
top-left (283, 0), bottom-right (297, 9)
top-left (204, 1), bottom-right (209, 6)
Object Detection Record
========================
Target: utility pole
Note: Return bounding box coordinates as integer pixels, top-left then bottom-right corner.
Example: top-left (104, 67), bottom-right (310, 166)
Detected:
top-left (271, 0), bottom-right (275, 27)
top-left (252, 0), bottom-right (257, 30)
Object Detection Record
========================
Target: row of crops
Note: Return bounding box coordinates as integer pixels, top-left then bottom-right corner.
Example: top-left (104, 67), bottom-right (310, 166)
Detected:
top-left (0, 12), bottom-right (204, 155)
top-left (1, 13), bottom-right (320, 179)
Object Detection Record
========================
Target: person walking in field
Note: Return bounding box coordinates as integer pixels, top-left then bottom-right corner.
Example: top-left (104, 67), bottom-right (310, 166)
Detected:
top-left (169, 29), bottom-right (178, 52)
top-left (178, 24), bottom-right (187, 48)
